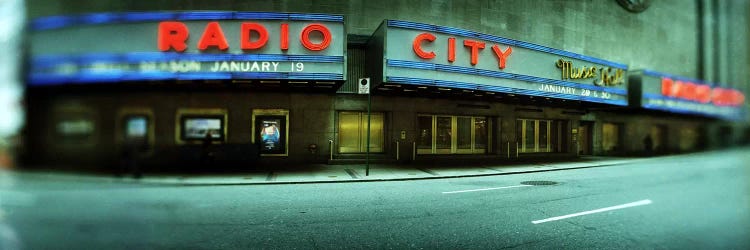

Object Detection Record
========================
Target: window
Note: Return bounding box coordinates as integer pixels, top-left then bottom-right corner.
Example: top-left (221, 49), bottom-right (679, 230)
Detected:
top-left (417, 115), bottom-right (490, 154)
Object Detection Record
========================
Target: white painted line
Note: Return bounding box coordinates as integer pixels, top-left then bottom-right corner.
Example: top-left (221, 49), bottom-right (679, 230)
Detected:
top-left (442, 184), bottom-right (532, 194)
top-left (532, 199), bottom-right (652, 224)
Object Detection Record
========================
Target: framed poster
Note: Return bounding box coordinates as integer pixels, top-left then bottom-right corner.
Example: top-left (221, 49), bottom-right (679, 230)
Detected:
top-left (252, 109), bottom-right (289, 156)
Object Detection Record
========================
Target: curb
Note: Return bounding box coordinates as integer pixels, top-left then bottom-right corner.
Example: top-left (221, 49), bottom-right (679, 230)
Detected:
top-left (151, 162), bottom-right (629, 186)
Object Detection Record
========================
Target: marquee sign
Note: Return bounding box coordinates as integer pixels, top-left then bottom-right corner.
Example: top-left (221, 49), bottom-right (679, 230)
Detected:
top-left (28, 11), bottom-right (346, 85)
top-left (630, 70), bottom-right (746, 120)
top-left (368, 20), bottom-right (629, 106)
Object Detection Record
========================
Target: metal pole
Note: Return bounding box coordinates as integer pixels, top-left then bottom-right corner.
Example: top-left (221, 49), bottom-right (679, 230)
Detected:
top-left (329, 139), bottom-right (333, 161)
top-left (412, 142), bottom-right (416, 161)
top-left (396, 141), bottom-right (400, 161)
top-left (366, 91), bottom-right (372, 176)
top-left (507, 141), bottom-right (510, 159)
top-left (516, 142), bottom-right (519, 158)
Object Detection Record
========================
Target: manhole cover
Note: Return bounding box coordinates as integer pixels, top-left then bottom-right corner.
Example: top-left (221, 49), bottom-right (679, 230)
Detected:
top-left (521, 181), bottom-right (559, 186)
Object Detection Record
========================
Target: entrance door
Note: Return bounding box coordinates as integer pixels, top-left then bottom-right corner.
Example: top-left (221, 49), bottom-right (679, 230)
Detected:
top-left (338, 112), bottom-right (384, 153)
top-left (578, 121), bottom-right (593, 155)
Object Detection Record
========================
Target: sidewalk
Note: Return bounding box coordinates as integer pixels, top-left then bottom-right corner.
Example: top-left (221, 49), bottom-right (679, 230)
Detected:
top-left (92, 156), bottom-right (647, 186)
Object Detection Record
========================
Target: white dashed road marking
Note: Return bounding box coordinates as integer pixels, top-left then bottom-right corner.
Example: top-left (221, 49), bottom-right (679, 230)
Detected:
top-left (442, 184), bottom-right (532, 194)
top-left (532, 199), bottom-right (653, 224)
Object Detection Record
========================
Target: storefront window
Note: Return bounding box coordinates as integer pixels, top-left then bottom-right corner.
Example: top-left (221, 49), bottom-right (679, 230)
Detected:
top-left (418, 115), bottom-right (489, 154)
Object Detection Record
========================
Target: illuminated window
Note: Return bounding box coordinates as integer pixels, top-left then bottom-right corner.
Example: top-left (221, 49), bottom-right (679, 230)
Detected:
top-left (124, 115), bottom-right (148, 140)
top-left (417, 115), bottom-right (489, 154)
top-left (56, 119), bottom-right (95, 143)
top-left (181, 115), bottom-right (225, 141)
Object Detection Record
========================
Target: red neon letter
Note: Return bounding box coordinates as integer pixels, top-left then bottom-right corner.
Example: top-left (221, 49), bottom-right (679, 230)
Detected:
top-left (198, 22), bottom-right (229, 50)
top-left (463, 39), bottom-right (485, 66)
top-left (240, 23), bottom-right (268, 50)
top-left (447, 37), bottom-right (456, 62)
top-left (280, 23), bottom-right (289, 50)
top-left (661, 78), bottom-right (674, 96)
top-left (732, 90), bottom-right (746, 106)
top-left (491, 45), bottom-right (512, 69)
top-left (712, 88), bottom-right (728, 106)
top-left (158, 21), bottom-right (189, 52)
top-left (412, 33), bottom-right (436, 59)
top-left (695, 84), bottom-right (712, 103)
top-left (682, 82), bottom-right (697, 101)
top-left (300, 24), bottom-right (332, 51)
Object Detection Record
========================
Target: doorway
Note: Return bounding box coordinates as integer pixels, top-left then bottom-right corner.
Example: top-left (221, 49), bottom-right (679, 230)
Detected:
top-left (338, 111), bottom-right (384, 153)
top-left (578, 121), bottom-right (593, 155)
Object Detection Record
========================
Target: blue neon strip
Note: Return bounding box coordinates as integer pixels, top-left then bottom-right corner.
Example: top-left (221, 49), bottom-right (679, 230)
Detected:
top-left (31, 15), bottom-right (76, 30)
top-left (234, 12), bottom-right (289, 20)
top-left (386, 59), bottom-right (627, 95)
top-left (122, 12), bottom-right (177, 22)
top-left (31, 11), bottom-right (344, 31)
top-left (80, 12), bottom-right (121, 25)
top-left (386, 76), bottom-right (627, 106)
top-left (177, 11), bottom-right (234, 20)
top-left (28, 72), bottom-right (344, 86)
top-left (386, 20), bottom-right (628, 70)
top-left (31, 53), bottom-right (344, 68)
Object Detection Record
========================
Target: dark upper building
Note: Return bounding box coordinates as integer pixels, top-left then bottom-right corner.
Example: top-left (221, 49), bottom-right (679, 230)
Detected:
top-left (22, 0), bottom-right (750, 171)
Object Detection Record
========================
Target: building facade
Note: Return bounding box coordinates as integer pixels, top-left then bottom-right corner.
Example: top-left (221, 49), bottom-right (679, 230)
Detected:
top-left (23, 0), bottom-right (749, 171)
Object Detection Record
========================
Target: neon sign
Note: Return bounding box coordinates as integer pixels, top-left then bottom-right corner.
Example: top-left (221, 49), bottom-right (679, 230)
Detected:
top-left (412, 32), bottom-right (512, 69)
top-left (158, 21), bottom-right (332, 52)
top-left (661, 77), bottom-right (745, 107)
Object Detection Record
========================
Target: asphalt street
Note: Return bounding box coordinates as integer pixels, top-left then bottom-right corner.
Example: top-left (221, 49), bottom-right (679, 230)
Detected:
top-left (1, 148), bottom-right (749, 249)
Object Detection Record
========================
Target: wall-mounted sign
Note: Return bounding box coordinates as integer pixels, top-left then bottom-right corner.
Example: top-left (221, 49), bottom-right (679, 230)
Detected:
top-left (629, 70), bottom-right (746, 120)
top-left (368, 20), bottom-right (629, 106)
top-left (555, 59), bottom-right (624, 87)
top-left (28, 11), bottom-right (345, 86)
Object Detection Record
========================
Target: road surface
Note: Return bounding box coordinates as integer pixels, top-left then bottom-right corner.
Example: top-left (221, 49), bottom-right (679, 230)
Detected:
top-left (1, 148), bottom-right (749, 249)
